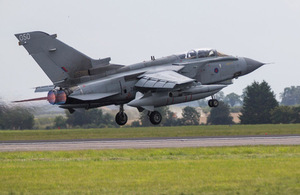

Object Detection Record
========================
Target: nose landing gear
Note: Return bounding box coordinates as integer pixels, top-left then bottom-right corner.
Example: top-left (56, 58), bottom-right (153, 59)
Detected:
top-left (115, 104), bottom-right (128, 126)
top-left (208, 97), bottom-right (219, 108)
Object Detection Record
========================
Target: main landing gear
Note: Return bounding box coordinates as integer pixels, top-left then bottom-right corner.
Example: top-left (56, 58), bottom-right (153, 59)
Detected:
top-left (115, 105), bottom-right (163, 126)
top-left (148, 111), bottom-right (162, 125)
top-left (208, 96), bottom-right (219, 108)
top-left (115, 104), bottom-right (128, 126)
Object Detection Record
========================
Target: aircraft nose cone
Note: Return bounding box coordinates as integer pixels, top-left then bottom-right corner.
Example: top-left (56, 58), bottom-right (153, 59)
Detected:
top-left (244, 57), bottom-right (264, 73)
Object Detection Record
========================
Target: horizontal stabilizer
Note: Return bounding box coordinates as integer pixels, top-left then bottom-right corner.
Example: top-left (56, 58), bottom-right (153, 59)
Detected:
top-left (69, 92), bottom-right (119, 101)
top-left (34, 85), bottom-right (55, 92)
top-left (91, 57), bottom-right (111, 67)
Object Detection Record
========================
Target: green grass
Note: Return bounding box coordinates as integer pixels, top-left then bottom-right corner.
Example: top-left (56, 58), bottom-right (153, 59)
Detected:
top-left (1, 124), bottom-right (300, 141)
top-left (0, 146), bottom-right (299, 194)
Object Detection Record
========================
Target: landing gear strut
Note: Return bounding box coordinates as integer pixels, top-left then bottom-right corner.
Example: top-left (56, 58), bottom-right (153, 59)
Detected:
top-left (208, 96), bottom-right (219, 108)
top-left (115, 104), bottom-right (128, 126)
top-left (149, 111), bottom-right (162, 125)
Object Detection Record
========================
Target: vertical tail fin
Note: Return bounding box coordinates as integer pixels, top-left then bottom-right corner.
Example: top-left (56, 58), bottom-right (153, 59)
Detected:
top-left (15, 31), bottom-right (93, 85)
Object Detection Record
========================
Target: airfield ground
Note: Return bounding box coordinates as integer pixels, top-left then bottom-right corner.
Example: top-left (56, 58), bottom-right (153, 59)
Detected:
top-left (0, 146), bottom-right (299, 194)
top-left (1, 124), bottom-right (300, 141)
top-left (0, 124), bottom-right (299, 194)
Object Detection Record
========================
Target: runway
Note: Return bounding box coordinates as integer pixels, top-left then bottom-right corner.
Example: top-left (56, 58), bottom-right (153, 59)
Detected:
top-left (1, 135), bottom-right (299, 152)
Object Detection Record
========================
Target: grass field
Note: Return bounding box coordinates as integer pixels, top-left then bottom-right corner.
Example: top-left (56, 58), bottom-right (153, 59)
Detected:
top-left (0, 145), bottom-right (299, 194)
top-left (1, 124), bottom-right (300, 141)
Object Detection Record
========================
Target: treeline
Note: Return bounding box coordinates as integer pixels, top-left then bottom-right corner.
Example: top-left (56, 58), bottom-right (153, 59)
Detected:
top-left (53, 109), bottom-right (117, 129)
top-left (131, 106), bottom-right (202, 127)
top-left (239, 81), bottom-right (300, 124)
top-left (0, 104), bottom-right (34, 130)
top-left (280, 86), bottom-right (300, 105)
top-left (51, 106), bottom-right (204, 129)
top-left (1, 82), bottom-right (300, 130)
top-left (199, 85), bottom-right (300, 108)
top-left (131, 101), bottom-right (234, 127)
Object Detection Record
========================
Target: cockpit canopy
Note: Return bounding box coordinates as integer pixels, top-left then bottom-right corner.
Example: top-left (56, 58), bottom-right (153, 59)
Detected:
top-left (177, 49), bottom-right (228, 59)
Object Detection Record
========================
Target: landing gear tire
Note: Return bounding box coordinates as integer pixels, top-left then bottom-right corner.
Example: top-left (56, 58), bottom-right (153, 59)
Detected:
top-left (149, 111), bottom-right (162, 125)
top-left (208, 99), bottom-right (213, 107)
top-left (115, 112), bottom-right (128, 126)
top-left (212, 99), bottom-right (219, 107)
top-left (208, 99), bottom-right (219, 107)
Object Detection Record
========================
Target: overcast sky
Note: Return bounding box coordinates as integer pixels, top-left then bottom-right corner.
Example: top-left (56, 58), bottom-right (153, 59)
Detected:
top-left (1, 0), bottom-right (300, 102)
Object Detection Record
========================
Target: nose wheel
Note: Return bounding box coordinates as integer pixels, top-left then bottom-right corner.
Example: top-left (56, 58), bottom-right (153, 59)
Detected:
top-left (149, 111), bottom-right (162, 125)
top-left (115, 105), bottom-right (128, 126)
top-left (208, 99), bottom-right (219, 107)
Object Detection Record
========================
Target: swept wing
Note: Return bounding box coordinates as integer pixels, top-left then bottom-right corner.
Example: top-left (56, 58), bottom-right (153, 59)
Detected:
top-left (135, 70), bottom-right (195, 89)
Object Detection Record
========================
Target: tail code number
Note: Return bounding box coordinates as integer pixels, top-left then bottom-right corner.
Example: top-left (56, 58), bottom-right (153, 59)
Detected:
top-left (19, 33), bottom-right (30, 41)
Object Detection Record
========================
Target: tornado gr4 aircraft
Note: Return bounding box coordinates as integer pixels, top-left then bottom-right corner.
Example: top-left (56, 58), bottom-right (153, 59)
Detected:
top-left (15, 31), bottom-right (264, 125)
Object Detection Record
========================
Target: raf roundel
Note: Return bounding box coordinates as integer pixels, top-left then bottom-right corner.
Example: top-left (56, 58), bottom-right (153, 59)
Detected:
top-left (214, 68), bottom-right (219, 73)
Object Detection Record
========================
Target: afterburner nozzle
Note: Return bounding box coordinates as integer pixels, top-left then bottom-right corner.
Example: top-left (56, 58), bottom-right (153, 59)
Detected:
top-left (47, 90), bottom-right (67, 105)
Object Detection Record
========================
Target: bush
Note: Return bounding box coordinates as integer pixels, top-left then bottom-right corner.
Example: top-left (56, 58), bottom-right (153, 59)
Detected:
top-left (270, 106), bottom-right (300, 124)
top-left (0, 106), bottom-right (34, 130)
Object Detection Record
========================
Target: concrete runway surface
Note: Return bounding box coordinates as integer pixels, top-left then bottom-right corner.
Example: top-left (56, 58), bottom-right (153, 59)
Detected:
top-left (0, 135), bottom-right (299, 152)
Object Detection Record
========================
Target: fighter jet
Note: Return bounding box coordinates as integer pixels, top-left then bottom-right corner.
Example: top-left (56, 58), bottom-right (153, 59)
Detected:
top-left (15, 31), bottom-right (264, 125)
